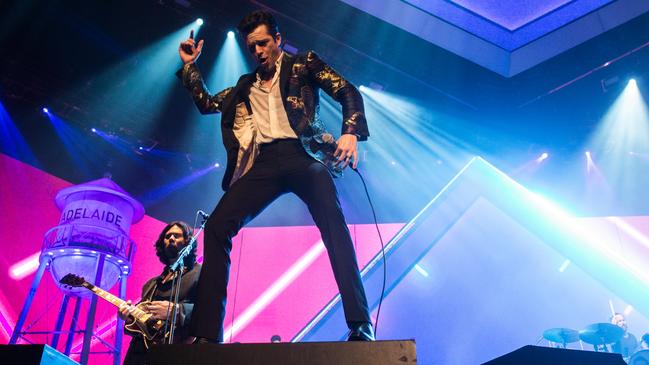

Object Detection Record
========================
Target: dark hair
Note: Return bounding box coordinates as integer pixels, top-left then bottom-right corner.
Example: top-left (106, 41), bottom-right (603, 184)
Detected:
top-left (237, 10), bottom-right (279, 39)
top-left (154, 221), bottom-right (196, 268)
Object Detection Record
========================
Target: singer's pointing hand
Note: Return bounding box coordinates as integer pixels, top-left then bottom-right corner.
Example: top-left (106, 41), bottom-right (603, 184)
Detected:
top-left (334, 134), bottom-right (358, 170)
top-left (179, 38), bottom-right (204, 65)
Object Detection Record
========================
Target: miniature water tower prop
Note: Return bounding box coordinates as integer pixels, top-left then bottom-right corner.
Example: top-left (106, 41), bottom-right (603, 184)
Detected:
top-left (10, 178), bottom-right (144, 365)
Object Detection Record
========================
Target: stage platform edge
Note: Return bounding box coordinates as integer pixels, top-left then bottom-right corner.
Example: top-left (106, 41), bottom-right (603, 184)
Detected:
top-left (147, 339), bottom-right (417, 365)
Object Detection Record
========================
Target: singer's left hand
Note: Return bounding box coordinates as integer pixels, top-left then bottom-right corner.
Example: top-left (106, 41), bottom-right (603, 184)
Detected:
top-left (334, 134), bottom-right (358, 169)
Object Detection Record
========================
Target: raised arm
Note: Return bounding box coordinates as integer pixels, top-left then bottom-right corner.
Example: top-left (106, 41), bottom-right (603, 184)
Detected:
top-left (176, 33), bottom-right (232, 114)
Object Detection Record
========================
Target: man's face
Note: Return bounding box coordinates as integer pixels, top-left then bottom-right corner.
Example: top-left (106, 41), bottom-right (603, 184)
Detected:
top-left (245, 24), bottom-right (282, 73)
top-left (612, 314), bottom-right (628, 331)
top-left (163, 225), bottom-right (186, 259)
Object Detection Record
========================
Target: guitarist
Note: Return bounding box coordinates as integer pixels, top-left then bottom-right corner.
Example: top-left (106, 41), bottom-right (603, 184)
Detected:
top-left (119, 221), bottom-right (201, 365)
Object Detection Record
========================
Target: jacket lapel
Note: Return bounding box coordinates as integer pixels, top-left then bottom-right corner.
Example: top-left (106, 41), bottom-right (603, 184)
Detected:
top-left (279, 52), bottom-right (295, 102)
top-left (235, 72), bottom-right (255, 100)
top-left (231, 72), bottom-right (255, 116)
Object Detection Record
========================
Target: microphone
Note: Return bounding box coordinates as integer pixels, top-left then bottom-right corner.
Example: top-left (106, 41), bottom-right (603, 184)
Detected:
top-left (318, 133), bottom-right (337, 151)
top-left (197, 210), bottom-right (210, 221)
top-left (181, 30), bottom-right (195, 55)
top-left (316, 133), bottom-right (360, 171)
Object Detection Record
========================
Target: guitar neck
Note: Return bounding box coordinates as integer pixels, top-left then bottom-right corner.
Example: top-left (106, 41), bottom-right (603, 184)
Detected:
top-left (82, 282), bottom-right (146, 318)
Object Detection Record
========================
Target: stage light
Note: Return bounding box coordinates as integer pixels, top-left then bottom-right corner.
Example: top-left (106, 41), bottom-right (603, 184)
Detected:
top-left (358, 85), bottom-right (366, 92)
top-left (91, 128), bottom-right (97, 133)
top-left (138, 146), bottom-right (144, 151)
top-left (214, 162), bottom-right (220, 168)
top-left (586, 72), bottom-right (647, 193)
top-left (137, 164), bottom-right (217, 205)
top-left (368, 81), bottom-right (385, 91)
top-left (206, 25), bottom-right (249, 100)
top-left (535, 152), bottom-right (549, 163)
top-left (195, 18), bottom-right (203, 26)
top-left (414, 264), bottom-right (429, 277)
top-left (9, 252), bottom-right (40, 280)
top-left (42, 107), bottom-right (49, 114)
top-left (600, 76), bottom-right (620, 92)
top-left (558, 259), bottom-right (571, 273)
top-left (585, 151), bottom-right (594, 173)
top-left (1, 102), bottom-right (38, 164)
top-left (607, 217), bottom-right (649, 251)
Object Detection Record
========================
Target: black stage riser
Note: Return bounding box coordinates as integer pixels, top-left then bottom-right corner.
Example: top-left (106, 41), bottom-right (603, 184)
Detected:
top-left (483, 345), bottom-right (626, 365)
top-left (0, 345), bottom-right (79, 365)
top-left (147, 340), bottom-right (417, 365)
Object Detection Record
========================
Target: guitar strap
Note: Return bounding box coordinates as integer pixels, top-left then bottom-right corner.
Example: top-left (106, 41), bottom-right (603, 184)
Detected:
top-left (143, 266), bottom-right (188, 304)
top-left (142, 278), bottom-right (159, 303)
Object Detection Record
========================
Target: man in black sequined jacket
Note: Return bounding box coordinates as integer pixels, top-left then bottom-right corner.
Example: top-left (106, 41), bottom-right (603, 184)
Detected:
top-left (176, 9), bottom-right (374, 343)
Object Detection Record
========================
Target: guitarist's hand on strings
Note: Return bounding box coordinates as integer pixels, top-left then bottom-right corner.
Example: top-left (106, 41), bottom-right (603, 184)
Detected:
top-left (118, 300), bottom-right (135, 321)
top-left (144, 300), bottom-right (180, 321)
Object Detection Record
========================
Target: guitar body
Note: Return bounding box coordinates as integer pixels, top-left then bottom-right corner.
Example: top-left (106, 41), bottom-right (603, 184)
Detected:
top-left (59, 273), bottom-right (168, 349)
top-left (124, 302), bottom-right (167, 348)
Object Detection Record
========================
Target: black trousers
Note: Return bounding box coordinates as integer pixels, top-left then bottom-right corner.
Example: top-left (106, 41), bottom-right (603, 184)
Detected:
top-left (189, 139), bottom-right (371, 341)
top-left (122, 337), bottom-right (146, 365)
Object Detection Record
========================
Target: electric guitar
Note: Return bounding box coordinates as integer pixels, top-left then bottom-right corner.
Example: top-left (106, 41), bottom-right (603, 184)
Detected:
top-left (59, 273), bottom-right (166, 348)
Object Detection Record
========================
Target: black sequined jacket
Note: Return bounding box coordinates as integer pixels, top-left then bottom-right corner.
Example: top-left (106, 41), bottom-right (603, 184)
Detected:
top-left (177, 51), bottom-right (369, 191)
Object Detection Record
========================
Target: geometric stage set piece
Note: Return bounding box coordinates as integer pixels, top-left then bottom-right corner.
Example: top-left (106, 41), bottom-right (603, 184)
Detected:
top-left (299, 157), bottom-right (649, 364)
top-left (9, 178), bottom-right (143, 365)
top-left (483, 345), bottom-right (626, 365)
top-left (147, 340), bottom-right (417, 365)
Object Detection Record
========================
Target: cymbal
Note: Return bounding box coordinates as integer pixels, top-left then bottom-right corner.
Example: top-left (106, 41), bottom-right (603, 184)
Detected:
top-left (543, 328), bottom-right (580, 344)
top-left (579, 323), bottom-right (624, 345)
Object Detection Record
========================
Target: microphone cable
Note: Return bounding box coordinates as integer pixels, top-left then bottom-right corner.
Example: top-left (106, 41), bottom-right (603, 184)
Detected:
top-left (351, 165), bottom-right (386, 338)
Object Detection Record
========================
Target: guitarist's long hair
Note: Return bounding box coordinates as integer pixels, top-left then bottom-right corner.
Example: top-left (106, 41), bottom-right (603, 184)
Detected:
top-left (154, 221), bottom-right (197, 270)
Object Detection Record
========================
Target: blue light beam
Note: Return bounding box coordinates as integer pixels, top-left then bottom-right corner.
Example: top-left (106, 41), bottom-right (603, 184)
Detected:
top-left (0, 102), bottom-right (39, 166)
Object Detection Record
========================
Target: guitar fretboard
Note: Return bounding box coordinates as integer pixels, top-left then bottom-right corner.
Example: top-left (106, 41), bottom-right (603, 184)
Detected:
top-left (82, 282), bottom-right (147, 318)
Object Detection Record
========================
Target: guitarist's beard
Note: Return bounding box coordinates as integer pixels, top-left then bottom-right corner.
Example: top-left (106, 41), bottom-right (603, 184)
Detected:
top-left (165, 243), bottom-right (183, 261)
top-left (164, 241), bottom-right (196, 271)
top-left (165, 244), bottom-right (180, 262)
top-left (165, 242), bottom-right (195, 265)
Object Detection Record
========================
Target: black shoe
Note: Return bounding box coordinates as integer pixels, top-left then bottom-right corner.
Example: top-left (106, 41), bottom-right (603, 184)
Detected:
top-left (192, 336), bottom-right (218, 344)
top-left (347, 322), bottom-right (375, 341)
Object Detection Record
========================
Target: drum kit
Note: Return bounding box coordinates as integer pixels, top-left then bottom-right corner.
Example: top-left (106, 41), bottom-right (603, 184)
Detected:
top-left (542, 323), bottom-right (648, 364)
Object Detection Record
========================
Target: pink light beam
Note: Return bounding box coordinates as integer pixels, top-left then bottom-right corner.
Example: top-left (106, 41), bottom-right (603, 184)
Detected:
top-left (223, 240), bottom-right (326, 341)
